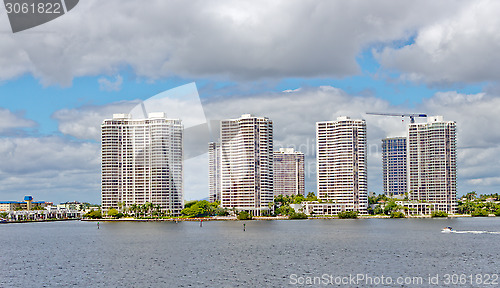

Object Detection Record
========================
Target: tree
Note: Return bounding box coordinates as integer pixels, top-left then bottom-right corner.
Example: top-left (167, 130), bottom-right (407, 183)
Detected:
top-left (181, 200), bottom-right (220, 218)
top-left (471, 208), bottom-right (489, 217)
top-left (289, 212), bottom-right (308, 219)
top-left (276, 205), bottom-right (295, 216)
top-left (293, 194), bottom-right (305, 204)
top-left (390, 211), bottom-right (405, 218)
top-left (107, 208), bottom-right (119, 218)
top-left (384, 199), bottom-right (398, 215)
top-left (305, 192), bottom-right (318, 202)
top-left (84, 210), bottom-right (102, 219)
top-left (431, 211), bottom-right (448, 217)
top-left (237, 211), bottom-right (252, 220)
top-left (494, 208), bottom-right (500, 217)
top-left (466, 191), bottom-right (477, 201)
top-left (373, 205), bottom-right (384, 215)
top-left (337, 211), bottom-right (358, 219)
top-left (144, 202), bottom-right (154, 217)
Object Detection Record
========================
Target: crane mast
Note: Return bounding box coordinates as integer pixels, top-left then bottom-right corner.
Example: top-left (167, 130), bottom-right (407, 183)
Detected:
top-left (365, 112), bottom-right (427, 123)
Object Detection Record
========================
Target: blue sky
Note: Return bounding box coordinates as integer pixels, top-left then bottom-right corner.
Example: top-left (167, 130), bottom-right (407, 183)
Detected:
top-left (0, 0), bottom-right (499, 203)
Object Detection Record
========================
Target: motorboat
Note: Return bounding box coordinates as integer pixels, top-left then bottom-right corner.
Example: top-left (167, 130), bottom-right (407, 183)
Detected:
top-left (442, 227), bottom-right (453, 233)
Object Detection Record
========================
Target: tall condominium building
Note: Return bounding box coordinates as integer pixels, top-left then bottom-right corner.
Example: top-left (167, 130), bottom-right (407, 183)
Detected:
top-left (273, 148), bottom-right (305, 197)
top-left (220, 114), bottom-right (273, 216)
top-left (208, 142), bottom-right (222, 202)
top-left (382, 137), bottom-right (407, 196)
top-left (101, 113), bottom-right (184, 215)
top-left (316, 116), bottom-right (368, 213)
top-left (408, 116), bottom-right (457, 213)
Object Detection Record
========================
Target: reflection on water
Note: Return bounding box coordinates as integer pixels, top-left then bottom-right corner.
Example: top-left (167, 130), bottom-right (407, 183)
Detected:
top-left (1, 218), bottom-right (500, 287)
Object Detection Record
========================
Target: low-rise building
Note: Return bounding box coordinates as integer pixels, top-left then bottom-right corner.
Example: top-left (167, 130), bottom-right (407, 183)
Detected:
top-left (396, 201), bottom-right (449, 216)
top-left (0, 197), bottom-right (51, 211)
top-left (302, 202), bottom-right (351, 216)
top-left (7, 207), bottom-right (82, 221)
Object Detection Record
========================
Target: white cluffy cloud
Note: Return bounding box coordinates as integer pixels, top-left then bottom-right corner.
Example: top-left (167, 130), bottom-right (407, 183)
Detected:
top-left (376, 0), bottom-right (500, 85)
top-left (0, 136), bottom-right (100, 203)
top-left (0, 0), bottom-right (478, 86)
top-left (52, 100), bottom-right (140, 140)
top-left (0, 108), bottom-right (36, 133)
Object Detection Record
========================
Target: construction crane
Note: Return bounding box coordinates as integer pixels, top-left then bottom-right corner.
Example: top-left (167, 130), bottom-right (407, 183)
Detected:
top-left (366, 112), bottom-right (427, 123)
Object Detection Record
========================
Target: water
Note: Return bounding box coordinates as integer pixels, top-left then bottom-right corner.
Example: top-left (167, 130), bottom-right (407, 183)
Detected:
top-left (1, 218), bottom-right (500, 287)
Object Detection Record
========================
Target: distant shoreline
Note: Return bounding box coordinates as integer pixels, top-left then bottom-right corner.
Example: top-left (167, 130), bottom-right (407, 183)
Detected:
top-left (79, 214), bottom-right (495, 222)
top-left (0, 218), bottom-right (80, 224)
top-left (2, 214), bottom-right (493, 224)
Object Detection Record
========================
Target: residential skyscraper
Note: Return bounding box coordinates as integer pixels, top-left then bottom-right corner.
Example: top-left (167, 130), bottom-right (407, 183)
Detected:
top-left (273, 148), bottom-right (305, 197)
top-left (316, 116), bottom-right (368, 213)
top-left (220, 114), bottom-right (273, 216)
top-left (382, 137), bottom-right (407, 196)
top-left (208, 142), bottom-right (222, 203)
top-left (101, 113), bottom-right (184, 215)
top-left (408, 116), bottom-right (457, 213)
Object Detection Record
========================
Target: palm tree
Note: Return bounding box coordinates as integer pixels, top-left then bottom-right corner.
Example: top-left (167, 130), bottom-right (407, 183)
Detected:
top-left (154, 204), bottom-right (162, 218)
top-left (466, 191), bottom-right (477, 201)
top-left (130, 204), bottom-right (138, 218)
top-left (117, 202), bottom-right (124, 213)
top-left (144, 202), bottom-right (153, 217)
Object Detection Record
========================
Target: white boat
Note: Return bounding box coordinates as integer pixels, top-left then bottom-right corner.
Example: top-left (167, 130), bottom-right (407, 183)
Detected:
top-left (441, 227), bottom-right (453, 233)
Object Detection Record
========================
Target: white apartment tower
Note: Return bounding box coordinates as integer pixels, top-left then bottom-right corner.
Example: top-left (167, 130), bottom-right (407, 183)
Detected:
top-left (408, 116), bottom-right (457, 213)
top-left (382, 137), bottom-right (407, 196)
top-left (208, 142), bottom-right (222, 202)
top-left (273, 148), bottom-right (305, 197)
top-left (101, 113), bottom-right (184, 215)
top-left (220, 114), bottom-right (273, 216)
top-left (316, 116), bottom-right (368, 213)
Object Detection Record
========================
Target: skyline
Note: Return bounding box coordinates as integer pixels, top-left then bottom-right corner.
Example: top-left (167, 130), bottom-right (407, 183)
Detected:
top-left (0, 1), bottom-right (499, 203)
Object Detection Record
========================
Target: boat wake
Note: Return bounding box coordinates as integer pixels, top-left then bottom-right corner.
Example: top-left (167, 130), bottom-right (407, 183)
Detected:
top-left (446, 230), bottom-right (500, 234)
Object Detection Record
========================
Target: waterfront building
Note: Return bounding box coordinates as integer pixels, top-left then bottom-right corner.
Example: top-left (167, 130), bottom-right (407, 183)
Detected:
top-left (0, 196), bottom-right (50, 211)
top-left (382, 137), bottom-right (407, 196)
top-left (220, 114), bottom-right (273, 216)
top-left (407, 116), bottom-right (457, 213)
top-left (101, 113), bottom-right (184, 215)
top-left (6, 207), bottom-right (82, 221)
top-left (208, 142), bottom-right (222, 202)
top-left (316, 116), bottom-right (368, 213)
top-left (273, 148), bottom-right (305, 197)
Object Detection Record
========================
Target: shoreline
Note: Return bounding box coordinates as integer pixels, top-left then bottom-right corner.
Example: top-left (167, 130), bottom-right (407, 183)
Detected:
top-left (0, 218), bottom-right (80, 224)
top-left (80, 214), bottom-right (492, 222)
top-left (1, 214), bottom-right (491, 224)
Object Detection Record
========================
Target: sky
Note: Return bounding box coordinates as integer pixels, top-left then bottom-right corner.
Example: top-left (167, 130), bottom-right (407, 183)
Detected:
top-left (0, 0), bottom-right (499, 204)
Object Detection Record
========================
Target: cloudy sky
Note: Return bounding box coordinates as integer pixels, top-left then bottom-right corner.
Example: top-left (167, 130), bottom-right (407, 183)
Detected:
top-left (0, 0), bottom-right (499, 203)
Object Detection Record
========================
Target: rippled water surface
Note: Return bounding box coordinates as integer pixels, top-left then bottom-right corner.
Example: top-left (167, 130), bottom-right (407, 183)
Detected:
top-left (2, 218), bottom-right (500, 287)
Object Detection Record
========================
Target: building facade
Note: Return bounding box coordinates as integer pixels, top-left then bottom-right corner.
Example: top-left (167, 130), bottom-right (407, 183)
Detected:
top-left (220, 114), bottom-right (274, 216)
top-left (316, 116), bottom-right (368, 213)
top-left (101, 113), bottom-right (184, 215)
top-left (208, 142), bottom-right (222, 202)
top-left (408, 116), bottom-right (457, 213)
top-left (273, 148), bottom-right (305, 197)
top-left (382, 137), bottom-right (407, 196)
top-left (0, 196), bottom-right (49, 212)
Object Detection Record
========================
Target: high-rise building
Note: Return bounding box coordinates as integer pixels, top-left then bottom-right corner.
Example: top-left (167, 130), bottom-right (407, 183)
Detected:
top-left (220, 114), bottom-right (273, 216)
top-left (273, 148), bottom-right (305, 197)
top-left (101, 113), bottom-right (184, 215)
top-left (382, 137), bottom-right (407, 196)
top-left (316, 116), bottom-right (368, 213)
top-left (208, 142), bottom-right (222, 203)
top-left (408, 116), bottom-right (457, 213)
